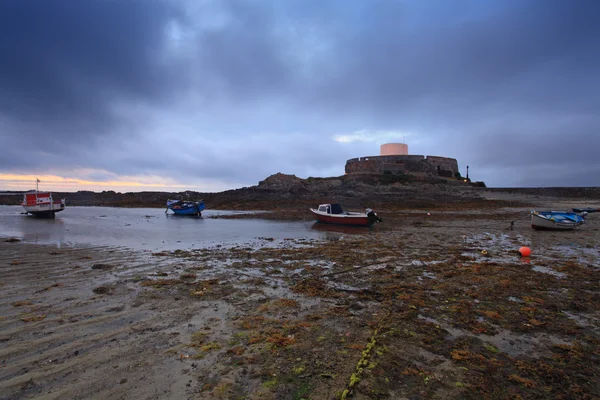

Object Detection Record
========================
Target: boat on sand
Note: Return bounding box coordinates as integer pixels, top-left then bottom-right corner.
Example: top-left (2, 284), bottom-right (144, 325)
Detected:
top-left (531, 210), bottom-right (586, 230)
top-left (310, 203), bottom-right (382, 227)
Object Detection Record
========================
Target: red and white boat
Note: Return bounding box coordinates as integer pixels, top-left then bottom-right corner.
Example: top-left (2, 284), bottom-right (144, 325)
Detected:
top-left (21, 183), bottom-right (66, 218)
top-left (310, 203), bottom-right (382, 227)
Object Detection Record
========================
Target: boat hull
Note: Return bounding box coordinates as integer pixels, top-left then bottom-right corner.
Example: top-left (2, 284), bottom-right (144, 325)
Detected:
top-left (531, 212), bottom-right (584, 231)
top-left (310, 209), bottom-right (371, 227)
top-left (25, 210), bottom-right (62, 218)
top-left (166, 200), bottom-right (205, 216)
top-left (171, 207), bottom-right (202, 216)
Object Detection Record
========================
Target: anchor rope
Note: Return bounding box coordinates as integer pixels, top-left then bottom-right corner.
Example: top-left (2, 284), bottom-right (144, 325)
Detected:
top-left (340, 307), bottom-right (393, 400)
top-left (508, 212), bottom-right (532, 230)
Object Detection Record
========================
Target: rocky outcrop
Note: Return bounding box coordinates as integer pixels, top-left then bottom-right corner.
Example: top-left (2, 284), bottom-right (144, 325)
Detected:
top-left (257, 173), bottom-right (307, 192)
top-left (201, 172), bottom-right (486, 210)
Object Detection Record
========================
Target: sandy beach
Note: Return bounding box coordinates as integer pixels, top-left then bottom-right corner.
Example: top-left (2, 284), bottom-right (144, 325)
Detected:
top-left (1, 192), bottom-right (599, 399)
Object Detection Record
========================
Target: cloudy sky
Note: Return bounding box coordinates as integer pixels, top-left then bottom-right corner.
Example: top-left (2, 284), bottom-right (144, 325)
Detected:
top-left (1, 0), bottom-right (598, 192)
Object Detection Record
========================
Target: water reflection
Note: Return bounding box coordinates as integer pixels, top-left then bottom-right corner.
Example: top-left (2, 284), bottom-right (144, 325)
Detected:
top-left (164, 213), bottom-right (203, 219)
top-left (0, 206), bottom-right (330, 250)
top-left (18, 214), bottom-right (66, 247)
top-left (310, 222), bottom-right (371, 234)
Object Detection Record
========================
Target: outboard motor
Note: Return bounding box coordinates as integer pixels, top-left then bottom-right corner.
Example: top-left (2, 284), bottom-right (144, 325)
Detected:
top-left (366, 208), bottom-right (382, 224)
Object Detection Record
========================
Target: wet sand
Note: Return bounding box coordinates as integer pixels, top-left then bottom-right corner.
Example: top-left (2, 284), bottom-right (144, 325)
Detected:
top-left (1, 195), bottom-right (599, 399)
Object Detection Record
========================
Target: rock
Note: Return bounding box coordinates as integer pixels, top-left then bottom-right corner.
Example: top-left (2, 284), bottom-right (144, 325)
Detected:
top-left (257, 173), bottom-right (305, 191)
top-left (91, 264), bottom-right (113, 270)
top-left (93, 286), bottom-right (112, 295)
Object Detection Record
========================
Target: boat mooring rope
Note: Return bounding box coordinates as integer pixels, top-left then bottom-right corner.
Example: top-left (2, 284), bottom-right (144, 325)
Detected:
top-left (508, 212), bottom-right (531, 230)
top-left (320, 261), bottom-right (383, 278)
top-left (339, 307), bottom-right (392, 400)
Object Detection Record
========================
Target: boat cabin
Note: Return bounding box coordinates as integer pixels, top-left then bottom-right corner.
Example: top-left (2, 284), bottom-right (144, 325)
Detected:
top-left (21, 190), bottom-right (66, 218)
top-left (317, 204), bottom-right (348, 215)
top-left (23, 192), bottom-right (55, 206)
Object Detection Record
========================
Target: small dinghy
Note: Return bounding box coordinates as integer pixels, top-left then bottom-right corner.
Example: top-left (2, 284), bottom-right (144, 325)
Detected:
top-left (531, 211), bottom-right (586, 231)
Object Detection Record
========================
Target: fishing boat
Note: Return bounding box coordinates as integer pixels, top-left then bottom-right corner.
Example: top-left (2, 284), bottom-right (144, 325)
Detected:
top-left (531, 210), bottom-right (586, 230)
top-left (310, 203), bottom-right (382, 227)
top-left (166, 199), bottom-right (205, 216)
top-left (21, 180), bottom-right (66, 218)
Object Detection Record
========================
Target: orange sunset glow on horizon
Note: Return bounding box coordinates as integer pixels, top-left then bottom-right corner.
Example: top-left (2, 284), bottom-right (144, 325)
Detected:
top-left (0, 173), bottom-right (197, 193)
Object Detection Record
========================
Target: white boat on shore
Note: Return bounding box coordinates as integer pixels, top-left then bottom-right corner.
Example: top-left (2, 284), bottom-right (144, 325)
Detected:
top-left (531, 211), bottom-right (585, 230)
top-left (310, 203), bottom-right (382, 227)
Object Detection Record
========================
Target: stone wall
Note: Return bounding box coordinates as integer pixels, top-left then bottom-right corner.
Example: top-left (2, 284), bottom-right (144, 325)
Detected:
top-left (345, 155), bottom-right (459, 176)
top-left (426, 156), bottom-right (459, 175)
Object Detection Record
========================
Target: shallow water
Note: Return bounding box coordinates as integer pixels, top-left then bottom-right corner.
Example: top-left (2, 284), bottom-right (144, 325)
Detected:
top-left (0, 205), bottom-right (364, 250)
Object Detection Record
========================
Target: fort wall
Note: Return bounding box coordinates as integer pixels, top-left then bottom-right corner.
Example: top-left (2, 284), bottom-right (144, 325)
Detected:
top-left (345, 155), bottom-right (459, 176)
top-left (426, 156), bottom-right (459, 174)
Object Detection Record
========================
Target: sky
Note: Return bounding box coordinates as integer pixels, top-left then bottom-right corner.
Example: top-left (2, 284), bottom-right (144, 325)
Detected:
top-left (1, 0), bottom-right (599, 192)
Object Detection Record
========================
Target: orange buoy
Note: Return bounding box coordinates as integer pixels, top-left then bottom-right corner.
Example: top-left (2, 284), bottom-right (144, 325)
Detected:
top-left (518, 246), bottom-right (531, 257)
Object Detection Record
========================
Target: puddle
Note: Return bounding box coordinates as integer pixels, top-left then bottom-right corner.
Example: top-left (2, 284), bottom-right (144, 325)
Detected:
top-left (418, 315), bottom-right (463, 338)
top-left (531, 266), bottom-right (566, 278)
top-left (561, 311), bottom-right (591, 328)
top-left (465, 232), bottom-right (530, 249)
top-left (508, 296), bottom-right (523, 303)
top-left (418, 315), bottom-right (572, 357)
top-left (328, 281), bottom-right (363, 292)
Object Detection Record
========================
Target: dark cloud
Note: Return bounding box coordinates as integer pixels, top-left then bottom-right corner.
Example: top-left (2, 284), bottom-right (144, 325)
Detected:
top-left (0, 0), bottom-right (183, 151)
top-left (1, 0), bottom-right (599, 188)
top-left (309, 0), bottom-right (600, 116)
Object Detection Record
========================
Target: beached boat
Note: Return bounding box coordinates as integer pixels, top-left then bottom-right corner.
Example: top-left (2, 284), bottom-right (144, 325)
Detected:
top-left (21, 190), bottom-right (66, 218)
top-left (531, 211), bottom-right (586, 230)
top-left (310, 203), bottom-right (382, 227)
top-left (166, 199), bottom-right (205, 216)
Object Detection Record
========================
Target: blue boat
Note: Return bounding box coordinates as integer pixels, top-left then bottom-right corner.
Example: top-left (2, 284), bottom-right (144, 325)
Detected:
top-left (166, 199), bottom-right (205, 216)
top-left (531, 210), bottom-right (586, 230)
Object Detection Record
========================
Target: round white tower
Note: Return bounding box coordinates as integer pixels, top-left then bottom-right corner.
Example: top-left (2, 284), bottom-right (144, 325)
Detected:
top-left (380, 143), bottom-right (408, 156)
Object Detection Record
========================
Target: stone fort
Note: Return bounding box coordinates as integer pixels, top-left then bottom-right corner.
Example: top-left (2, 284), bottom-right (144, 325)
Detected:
top-left (345, 143), bottom-right (460, 177)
